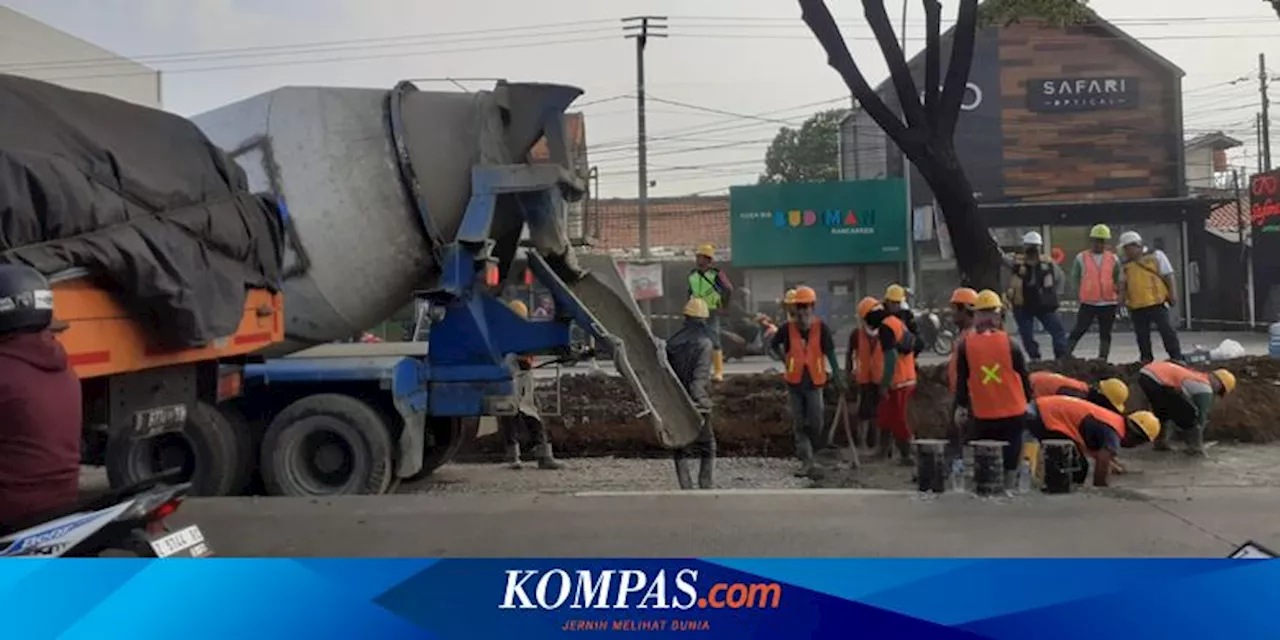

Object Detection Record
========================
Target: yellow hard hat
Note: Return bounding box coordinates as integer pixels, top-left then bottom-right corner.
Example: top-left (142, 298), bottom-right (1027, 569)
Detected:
top-left (792, 286), bottom-right (817, 305)
top-left (884, 284), bottom-right (907, 303)
top-left (1089, 224), bottom-right (1112, 240)
top-left (1126, 411), bottom-right (1161, 443)
top-left (1212, 369), bottom-right (1237, 394)
top-left (950, 287), bottom-right (979, 307)
top-left (683, 297), bottom-right (710, 319)
top-left (783, 288), bottom-right (797, 305)
top-left (1097, 378), bottom-right (1129, 413)
top-left (974, 289), bottom-right (1003, 311)
top-left (507, 300), bottom-right (529, 319)
top-left (695, 243), bottom-right (715, 258)
top-left (857, 296), bottom-right (881, 319)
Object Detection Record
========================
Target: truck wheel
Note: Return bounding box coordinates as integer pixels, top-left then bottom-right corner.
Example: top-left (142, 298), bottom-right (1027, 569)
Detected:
top-left (402, 417), bottom-right (474, 481)
top-left (261, 394), bottom-right (393, 496)
top-left (105, 401), bottom-right (242, 497)
top-left (217, 404), bottom-right (258, 495)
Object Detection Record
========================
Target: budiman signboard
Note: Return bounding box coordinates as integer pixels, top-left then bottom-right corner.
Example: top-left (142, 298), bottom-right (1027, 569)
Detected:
top-left (728, 180), bottom-right (907, 268)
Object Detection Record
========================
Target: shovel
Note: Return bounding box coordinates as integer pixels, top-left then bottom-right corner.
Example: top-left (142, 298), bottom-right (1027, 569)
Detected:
top-left (825, 394), bottom-right (861, 470)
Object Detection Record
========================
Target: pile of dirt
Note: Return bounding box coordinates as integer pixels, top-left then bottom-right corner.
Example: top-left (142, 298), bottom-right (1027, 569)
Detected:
top-left (466, 356), bottom-right (1280, 459)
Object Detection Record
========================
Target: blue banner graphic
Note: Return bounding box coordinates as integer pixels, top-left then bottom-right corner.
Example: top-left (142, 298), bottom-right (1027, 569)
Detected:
top-left (5, 558), bottom-right (1279, 639)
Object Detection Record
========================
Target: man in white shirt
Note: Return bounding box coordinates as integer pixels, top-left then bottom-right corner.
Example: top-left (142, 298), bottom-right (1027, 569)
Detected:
top-left (1116, 231), bottom-right (1183, 363)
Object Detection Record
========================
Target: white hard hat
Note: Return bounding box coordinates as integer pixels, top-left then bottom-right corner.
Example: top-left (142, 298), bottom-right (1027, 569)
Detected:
top-left (1117, 231), bottom-right (1142, 248)
top-left (1022, 231), bottom-right (1043, 246)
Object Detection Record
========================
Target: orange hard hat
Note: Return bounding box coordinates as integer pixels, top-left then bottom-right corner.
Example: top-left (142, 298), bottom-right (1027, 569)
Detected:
top-left (857, 296), bottom-right (881, 319)
top-left (950, 287), bottom-right (979, 307)
top-left (791, 286), bottom-right (817, 305)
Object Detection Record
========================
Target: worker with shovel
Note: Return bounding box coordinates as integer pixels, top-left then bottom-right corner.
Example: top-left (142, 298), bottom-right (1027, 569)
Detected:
top-left (770, 286), bottom-right (845, 477)
top-left (665, 298), bottom-right (717, 489)
top-left (846, 296), bottom-right (884, 452)
top-left (1138, 361), bottom-right (1235, 457)
top-left (1025, 395), bottom-right (1162, 487)
top-left (953, 290), bottom-right (1035, 489)
top-left (501, 300), bottom-right (565, 471)
top-left (857, 298), bottom-right (918, 465)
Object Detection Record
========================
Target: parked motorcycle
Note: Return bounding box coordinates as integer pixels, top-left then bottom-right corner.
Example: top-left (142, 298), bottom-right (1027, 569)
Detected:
top-left (913, 308), bottom-right (956, 357)
top-left (0, 470), bottom-right (209, 558)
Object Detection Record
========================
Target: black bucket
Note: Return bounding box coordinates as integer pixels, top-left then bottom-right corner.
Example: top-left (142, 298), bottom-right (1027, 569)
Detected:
top-left (914, 439), bottom-right (947, 493)
top-left (970, 439), bottom-right (1007, 496)
top-left (1042, 439), bottom-right (1076, 494)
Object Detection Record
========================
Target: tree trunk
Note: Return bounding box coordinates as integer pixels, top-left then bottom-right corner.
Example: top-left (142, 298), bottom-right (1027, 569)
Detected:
top-left (910, 143), bottom-right (1003, 290)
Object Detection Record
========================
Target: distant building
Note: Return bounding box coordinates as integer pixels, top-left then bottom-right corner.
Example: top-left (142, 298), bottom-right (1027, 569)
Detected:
top-left (0, 6), bottom-right (161, 109)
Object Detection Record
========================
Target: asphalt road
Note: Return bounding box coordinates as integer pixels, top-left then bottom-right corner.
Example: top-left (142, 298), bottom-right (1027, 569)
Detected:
top-left (172, 486), bottom-right (1272, 558)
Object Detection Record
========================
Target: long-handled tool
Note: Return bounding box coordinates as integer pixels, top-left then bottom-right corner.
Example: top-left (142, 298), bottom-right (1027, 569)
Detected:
top-left (826, 394), bottom-right (861, 470)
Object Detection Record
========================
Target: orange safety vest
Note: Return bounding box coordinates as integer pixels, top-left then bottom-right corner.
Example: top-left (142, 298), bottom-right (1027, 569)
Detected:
top-left (1035, 395), bottom-right (1127, 454)
top-left (1029, 371), bottom-right (1089, 398)
top-left (1142, 361), bottom-right (1210, 389)
top-left (784, 320), bottom-right (828, 387)
top-left (964, 330), bottom-right (1027, 420)
top-left (1077, 250), bottom-right (1119, 305)
top-left (880, 315), bottom-right (917, 389)
top-left (947, 327), bottom-right (974, 395)
top-left (853, 329), bottom-right (884, 385)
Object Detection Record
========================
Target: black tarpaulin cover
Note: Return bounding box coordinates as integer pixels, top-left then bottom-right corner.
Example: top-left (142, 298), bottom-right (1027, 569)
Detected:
top-left (0, 74), bottom-right (283, 349)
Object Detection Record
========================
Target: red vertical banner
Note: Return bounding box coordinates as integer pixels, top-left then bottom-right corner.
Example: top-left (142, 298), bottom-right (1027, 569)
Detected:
top-left (1249, 169), bottom-right (1280, 321)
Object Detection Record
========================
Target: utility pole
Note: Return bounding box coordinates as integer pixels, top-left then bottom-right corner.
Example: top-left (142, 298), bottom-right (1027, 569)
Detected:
top-left (624, 16), bottom-right (666, 323)
top-left (1259, 113), bottom-right (1266, 174)
top-left (1262, 53), bottom-right (1272, 171)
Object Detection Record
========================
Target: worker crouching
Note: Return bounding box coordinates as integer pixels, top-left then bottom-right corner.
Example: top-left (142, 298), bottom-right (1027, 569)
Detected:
top-left (860, 297), bottom-right (918, 465)
top-left (1029, 371), bottom-right (1129, 413)
top-left (664, 298), bottom-right (718, 489)
top-left (502, 300), bottom-right (564, 470)
top-left (1138, 361), bottom-right (1235, 457)
top-left (1026, 395), bottom-right (1160, 487)
top-left (953, 290), bottom-right (1034, 489)
top-left (770, 286), bottom-right (845, 477)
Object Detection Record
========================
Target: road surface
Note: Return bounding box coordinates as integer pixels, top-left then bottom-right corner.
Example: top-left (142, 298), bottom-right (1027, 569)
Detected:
top-left (173, 486), bottom-right (1274, 557)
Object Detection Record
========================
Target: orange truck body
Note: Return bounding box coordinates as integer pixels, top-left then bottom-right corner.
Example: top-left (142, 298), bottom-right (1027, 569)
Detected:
top-left (52, 278), bottom-right (284, 380)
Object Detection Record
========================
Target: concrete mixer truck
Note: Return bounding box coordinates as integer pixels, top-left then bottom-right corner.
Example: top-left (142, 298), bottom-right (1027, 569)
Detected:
top-left (2, 75), bottom-right (701, 498)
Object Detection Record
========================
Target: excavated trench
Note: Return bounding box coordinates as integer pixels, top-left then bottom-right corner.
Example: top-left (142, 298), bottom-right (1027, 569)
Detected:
top-left (463, 356), bottom-right (1280, 459)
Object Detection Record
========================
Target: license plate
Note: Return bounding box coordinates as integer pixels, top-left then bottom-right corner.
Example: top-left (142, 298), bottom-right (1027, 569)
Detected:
top-left (150, 525), bottom-right (212, 558)
top-left (131, 404), bottom-right (188, 439)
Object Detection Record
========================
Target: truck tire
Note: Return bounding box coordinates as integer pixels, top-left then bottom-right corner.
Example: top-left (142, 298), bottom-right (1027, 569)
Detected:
top-left (261, 394), bottom-right (393, 496)
top-left (402, 417), bottom-right (474, 481)
top-left (105, 401), bottom-right (242, 497)
top-left (217, 404), bottom-right (258, 495)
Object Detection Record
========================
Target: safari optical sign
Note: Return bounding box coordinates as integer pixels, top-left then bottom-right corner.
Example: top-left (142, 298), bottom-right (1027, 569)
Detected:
top-left (729, 179), bottom-right (907, 268)
top-left (1027, 76), bottom-right (1139, 113)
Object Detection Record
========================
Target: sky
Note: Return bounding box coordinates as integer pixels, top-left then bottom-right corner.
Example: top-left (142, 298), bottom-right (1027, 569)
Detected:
top-left (3, 0), bottom-right (1278, 199)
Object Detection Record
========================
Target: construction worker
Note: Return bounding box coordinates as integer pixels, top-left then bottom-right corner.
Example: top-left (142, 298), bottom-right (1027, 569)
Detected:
top-left (883, 284), bottom-right (924, 356)
top-left (944, 287), bottom-right (978, 464)
top-left (501, 300), bottom-right (564, 470)
top-left (1006, 231), bottom-right (1068, 361)
top-left (770, 285), bottom-right (845, 477)
top-left (846, 296), bottom-right (884, 451)
top-left (664, 298), bottom-right (717, 489)
top-left (1138, 361), bottom-right (1235, 457)
top-left (1067, 224), bottom-right (1121, 361)
top-left (1026, 395), bottom-right (1161, 487)
top-left (861, 298), bottom-right (918, 465)
top-left (953, 290), bottom-right (1034, 488)
top-left (1029, 372), bottom-right (1129, 413)
top-left (688, 243), bottom-right (734, 383)
top-left (1117, 231), bottom-right (1184, 363)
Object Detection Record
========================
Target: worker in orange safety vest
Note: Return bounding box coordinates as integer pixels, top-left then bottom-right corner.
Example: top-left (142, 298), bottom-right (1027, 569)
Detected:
top-left (1028, 370), bottom-right (1132, 475)
top-left (1066, 224), bottom-right (1121, 360)
top-left (953, 290), bottom-right (1034, 488)
top-left (1025, 395), bottom-right (1161, 487)
top-left (860, 297), bottom-right (919, 465)
top-left (944, 287), bottom-right (978, 466)
top-left (769, 286), bottom-right (846, 477)
top-left (1138, 361), bottom-right (1236, 457)
top-left (846, 296), bottom-right (885, 451)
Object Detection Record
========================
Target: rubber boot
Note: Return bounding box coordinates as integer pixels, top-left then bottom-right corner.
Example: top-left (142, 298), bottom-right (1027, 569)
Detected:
top-left (794, 440), bottom-right (816, 477)
top-left (712, 350), bottom-right (725, 383)
top-left (698, 454), bottom-right (715, 489)
top-left (1152, 421), bottom-right (1173, 452)
top-left (533, 444), bottom-right (565, 470)
top-left (895, 439), bottom-right (915, 467)
top-left (505, 444), bottom-right (523, 469)
top-left (674, 455), bottom-right (694, 490)
top-left (1183, 427), bottom-right (1206, 458)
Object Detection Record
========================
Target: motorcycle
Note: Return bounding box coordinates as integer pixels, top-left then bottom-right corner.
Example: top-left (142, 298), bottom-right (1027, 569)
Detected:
top-left (913, 308), bottom-right (956, 357)
top-left (0, 470), bottom-right (210, 558)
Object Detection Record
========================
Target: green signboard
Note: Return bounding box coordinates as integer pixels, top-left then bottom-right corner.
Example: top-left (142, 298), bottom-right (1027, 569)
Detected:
top-left (729, 179), bottom-right (908, 268)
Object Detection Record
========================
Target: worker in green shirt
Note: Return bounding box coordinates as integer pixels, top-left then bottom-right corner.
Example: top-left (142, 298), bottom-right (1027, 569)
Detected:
top-left (688, 243), bottom-right (734, 382)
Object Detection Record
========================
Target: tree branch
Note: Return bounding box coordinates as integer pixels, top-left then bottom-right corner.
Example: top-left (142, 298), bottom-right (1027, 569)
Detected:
top-left (938, 0), bottom-right (979, 137)
top-left (1271, 0), bottom-right (1280, 21)
top-left (923, 0), bottom-right (942, 117)
top-left (862, 0), bottom-right (926, 130)
top-left (797, 0), bottom-right (910, 143)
